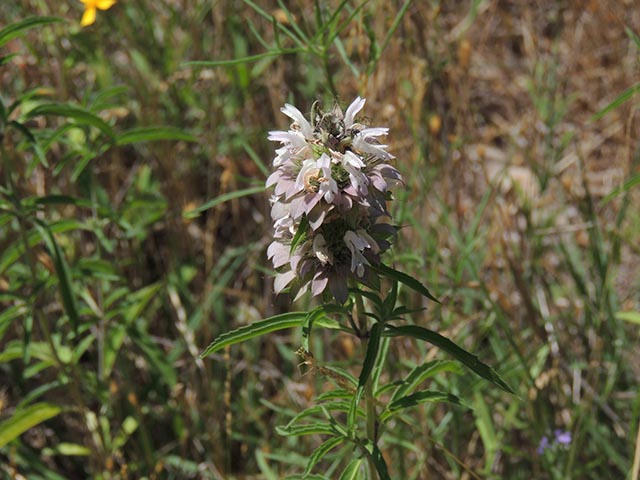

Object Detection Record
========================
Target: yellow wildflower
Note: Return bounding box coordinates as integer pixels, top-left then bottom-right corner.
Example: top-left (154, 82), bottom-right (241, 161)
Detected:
top-left (80, 0), bottom-right (116, 27)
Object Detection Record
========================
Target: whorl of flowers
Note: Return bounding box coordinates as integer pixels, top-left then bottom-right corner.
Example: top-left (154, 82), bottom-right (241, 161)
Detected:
top-left (266, 97), bottom-right (403, 303)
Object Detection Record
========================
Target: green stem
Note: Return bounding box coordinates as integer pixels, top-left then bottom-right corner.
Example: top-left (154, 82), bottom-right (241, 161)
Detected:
top-left (353, 290), bottom-right (379, 479)
top-left (364, 363), bottom-right (378, 480)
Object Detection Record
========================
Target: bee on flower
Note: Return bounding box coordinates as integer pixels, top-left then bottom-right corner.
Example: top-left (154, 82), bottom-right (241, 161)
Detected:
top-left (266, 97), bottom-right (403, 303)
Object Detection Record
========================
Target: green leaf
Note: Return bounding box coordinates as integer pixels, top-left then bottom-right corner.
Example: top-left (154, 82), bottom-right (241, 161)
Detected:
top-left (54, 442), bottom-right (92, 456)
top-left (8, 120), bottom-right (48, 167)
top-left (338, 458), bottom-right (363, 480)
top-left (33, 195), bottom-right (92, 207)
top-left (275, 423), bottom-right (336, 437)
top-left (34, 221), bottom-right (80, 333)
top-left (290, 214), bottom-right (309, 254)
top-left (616, 311), bottom-right (640, 325)
top-left (112, 416), bottom-right (139, 450)
top-left (389, 360), bottom-right (463, 403)
top-left (0, 17), bottom-right (62, 48)
top-left (0, 403), bottom-right (62, 448)
top-left (348, 322), bottom-right (382, 429)
top-left (26, 103), bottom-right (115, 139)
top-left (381, 390), bottom-right (465, 422)
top-left (302, 305), bottom-right (329, 351)
top-left (384, 324), bottom-right (514, 394)
top-left (116, 126), bottom-right (198, 146)
top-left (0, 304), bottom-right (28, 341)
top-left (303, 436), bottom-right (344, 477)
top-left (183, 186), bottom-right (265, 218)
top-left (373, 263), bottom-right (439, 303)
top-left (200, 311), bottom-right (307, 357)
top-left (357, 322), bottom-right (383, 399)
top-left (367, 442), bottom-right (391, 480)
top-left (285, 401), bottom-right (356, 430)
top-left (183, 49), bottom-right (302, 68)
top-left (473, 393), bottom-right (499, 471)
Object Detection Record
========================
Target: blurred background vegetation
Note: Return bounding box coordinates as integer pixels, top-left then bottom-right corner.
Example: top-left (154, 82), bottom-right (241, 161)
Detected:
top-left (1, 1), bottom-right (639, 479)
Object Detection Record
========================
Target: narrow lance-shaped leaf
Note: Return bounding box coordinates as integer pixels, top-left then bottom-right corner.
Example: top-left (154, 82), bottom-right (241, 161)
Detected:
top-left (303, 436), bottom-right (344, 477)
top-left (116, 126), bottom-right (198, 146)
top-left (384, 324), bottom-right (515, 394)
top-left (357, 322), bottom-right (383, 402)
top-left (347, 321), bottom-right (382, 431)
top-left (339, 458), bottom-right (364, 480)
top-left (390, 360), bottom-right (463, 403)
top-left (0, 403), bottom-right (62, 448)
top-left (34, 221), bottom-right (80, 334)
top-left (275, 423), bottom-right (336, 437)
top-left (381, 390), bottom-right (465, 422)
top-left (26, 103), bottom-right (115, 139)
top-left (366, 442), bottom-right (391, 480)
top-left (373, 263), bottom-right (439, 303)
top-left (0, 17), bottom-right (62, 48)
top-left (200, 311), bottom-right (307, 357)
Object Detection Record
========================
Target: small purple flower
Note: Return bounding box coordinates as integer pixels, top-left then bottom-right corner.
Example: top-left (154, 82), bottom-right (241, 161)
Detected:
top-left (537, 435), bottom-right (550, 455)
top-left (266, 97), bottom-right (402, 303)
top-left (554, 429), bottom-right (572, 445)
top-left (537, 429), bottom-right (572, 455)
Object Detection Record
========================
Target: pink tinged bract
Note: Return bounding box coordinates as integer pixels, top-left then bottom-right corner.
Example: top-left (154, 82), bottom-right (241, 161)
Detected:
top-left (274, 270), bottom-right (296, 294)
top-left (328, 265), bottom-right (349, 304)
top-left (311, 271), bottom-right (329, 297)
top-left (267, 241), bottom-right (290, 268)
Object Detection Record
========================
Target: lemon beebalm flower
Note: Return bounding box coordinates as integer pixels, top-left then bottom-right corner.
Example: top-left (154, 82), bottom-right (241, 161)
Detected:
top-left (80, 0), bottom-right (116, 27)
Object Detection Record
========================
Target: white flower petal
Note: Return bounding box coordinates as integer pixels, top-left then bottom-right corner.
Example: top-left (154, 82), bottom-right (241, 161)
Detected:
top-left (359, 127), bottom-right (388, 138)
top-left (281, 104), bottom-right (313, 138)
top-left (353, 135), bottom-right (394, 160)
top-left (344, 97), bottom-right (366, 128)
top-left (344, 230), bottom-right (370, 277)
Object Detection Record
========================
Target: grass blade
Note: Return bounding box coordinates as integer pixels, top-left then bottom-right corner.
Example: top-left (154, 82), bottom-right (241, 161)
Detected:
top-left (183, 186), bottom-right (265, 218)
top-left (116, 126), bottom-right (198, 145)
